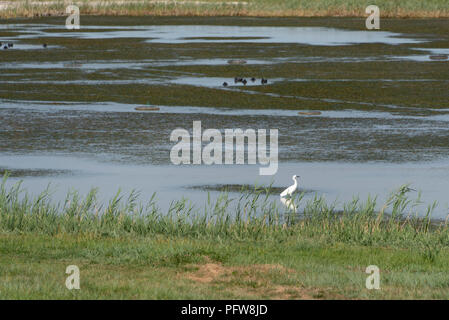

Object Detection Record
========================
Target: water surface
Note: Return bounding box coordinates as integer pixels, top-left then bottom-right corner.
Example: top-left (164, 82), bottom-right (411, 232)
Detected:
top-left (1, 17), bottom-right (448, 219)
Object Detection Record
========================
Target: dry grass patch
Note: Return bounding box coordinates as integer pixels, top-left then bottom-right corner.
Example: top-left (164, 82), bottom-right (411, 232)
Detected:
top-left (182, 259), bottom-right (338, 299)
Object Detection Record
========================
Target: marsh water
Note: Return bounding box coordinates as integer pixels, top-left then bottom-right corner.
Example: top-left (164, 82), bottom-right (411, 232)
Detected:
top-left (1, 17), bottom-right (448, 218)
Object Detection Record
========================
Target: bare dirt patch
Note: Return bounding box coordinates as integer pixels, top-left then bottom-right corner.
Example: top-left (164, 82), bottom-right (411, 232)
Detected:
top-left (186, 263), bottom-right (227, 283)
top-left (182, 260), bottom-right (320, 299)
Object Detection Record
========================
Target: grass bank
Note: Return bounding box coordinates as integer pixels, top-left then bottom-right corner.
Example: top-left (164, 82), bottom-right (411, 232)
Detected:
top-left (1, 0), bottom-right (449, 19)
top-left (0, 177), bottom-right (449, 299)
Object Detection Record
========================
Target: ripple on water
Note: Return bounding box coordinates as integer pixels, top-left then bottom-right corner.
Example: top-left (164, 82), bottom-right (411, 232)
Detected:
top-left (6, 24), bottom-right (426, 46)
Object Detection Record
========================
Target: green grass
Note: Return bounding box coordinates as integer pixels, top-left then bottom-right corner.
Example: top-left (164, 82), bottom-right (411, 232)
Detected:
top-left (1, 0), bottom-right (449, 18)
top-left (1, 15), bottom-right (448, 299)
top-left (0, 176), bottom-right (448, 299)
top-left (2, 233), bottom-right (449, 299)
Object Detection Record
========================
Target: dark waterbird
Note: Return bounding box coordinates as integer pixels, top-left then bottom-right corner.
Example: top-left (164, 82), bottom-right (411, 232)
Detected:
top-left (8, 43), bottom-right (13, 48)
top-left (261, 78), bottom-right (268, 84)
top-left (3, 46), bottom-right (7, 50)
top-left (223, 82), bottom-right (228, 87)
top-left (242, 79), bottom-right (247, 85)
top-left (43, 43), bottom-right (47, 48)
top-left (251, 77), bottom-right (256, 82)
top-left (234, 77), bottom-right (243, 83)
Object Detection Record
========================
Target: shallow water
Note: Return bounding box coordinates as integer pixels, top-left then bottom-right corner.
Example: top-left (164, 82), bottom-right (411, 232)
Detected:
top-left (0, 58), bottom-right (279, 70)
top-left (4, 24), bottom-right (426, 45)
top-left (1, 17), bottom-right (448, 219)
top-left (2, 154), bottom-right (448, 218)
top-left (2, 100), bottom-right (449, 163)
top-left (2, 99), bottom-right (449, 120)
top-left (2, 100), bottom-right (449, 217)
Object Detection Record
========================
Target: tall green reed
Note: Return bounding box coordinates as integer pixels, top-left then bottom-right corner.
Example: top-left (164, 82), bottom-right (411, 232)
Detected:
top-left (0, 175), bottom-right (448, 248)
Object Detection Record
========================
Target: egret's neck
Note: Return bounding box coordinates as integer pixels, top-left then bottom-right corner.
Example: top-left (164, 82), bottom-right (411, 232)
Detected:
top-left (292, 178), bottom-right (298, 187)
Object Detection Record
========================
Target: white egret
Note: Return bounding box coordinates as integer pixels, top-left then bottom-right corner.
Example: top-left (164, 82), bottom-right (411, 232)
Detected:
top-left (280, 175), bottom-right (300, 198)
top-left (280, 197), bottom-right (297, 212)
